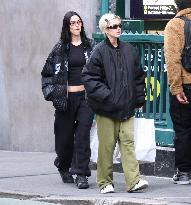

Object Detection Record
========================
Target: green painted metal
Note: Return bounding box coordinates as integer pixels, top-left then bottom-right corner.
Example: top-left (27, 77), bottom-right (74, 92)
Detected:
top-left (92, 30), bottom-right (174, 147)
top-left (116, 0), bottom-right (125, 19)
top-left (93, 32), bottom-right (164, 43)
top-left (100, 0), bottom-right (109, 16)
top-left (146, 45), bottom-right (152, 118)
top-left (159, 48), bottom-right (164, 121)
top-left (153, 45), bottom-right (158, 117)
top-left (122, 20), bottom-right (144, 34)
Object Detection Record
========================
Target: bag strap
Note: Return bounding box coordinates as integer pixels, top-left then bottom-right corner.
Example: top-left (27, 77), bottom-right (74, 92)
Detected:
top-left (176, 16), bottom-right (191, 47)
top-left (176, 16), bottom-right (190, 21)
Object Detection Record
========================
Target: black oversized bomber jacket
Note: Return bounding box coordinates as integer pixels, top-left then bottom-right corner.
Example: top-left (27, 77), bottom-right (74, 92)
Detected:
top-left (81, 38), bottom-right (146, 121)
top-left (41, 39), bottom-right (95, 111)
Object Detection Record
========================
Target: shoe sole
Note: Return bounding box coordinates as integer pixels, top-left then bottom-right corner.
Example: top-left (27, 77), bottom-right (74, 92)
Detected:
top-left (62, 180), bottom-right (74, 183)
top-left (100, 190), bottom-right (114, 194)
top-left (59, 172), bottom-right (74, 183)
top-left (75, 181), bottom-right (89, 189)
top-left (61, 176), bottom-right (74, 183)
top-left (173, 180), bottom-right (190, 185)
top-left (78, 185), bottom-right (89, 189)
top-left (128, 184), bottom-right (148, 192)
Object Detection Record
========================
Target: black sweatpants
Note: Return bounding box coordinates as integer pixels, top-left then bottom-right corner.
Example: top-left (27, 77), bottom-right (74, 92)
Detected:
top-left (170, 85), bottom-right (191, 172)
top-left (54, 91), bottom-right (94, 177)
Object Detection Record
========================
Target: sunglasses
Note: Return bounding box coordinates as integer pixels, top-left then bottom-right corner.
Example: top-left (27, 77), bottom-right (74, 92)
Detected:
top-left (107, 23), bottom-right (122, 29)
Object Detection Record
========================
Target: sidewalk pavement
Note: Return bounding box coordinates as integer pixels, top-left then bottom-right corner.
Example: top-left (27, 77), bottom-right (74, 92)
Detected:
top-left (0, 151), bottom-right (191, 205)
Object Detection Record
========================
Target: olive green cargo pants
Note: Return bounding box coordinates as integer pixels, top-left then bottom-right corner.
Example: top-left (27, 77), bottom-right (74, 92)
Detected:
top-left (96, 115), bottom-right (140, 191)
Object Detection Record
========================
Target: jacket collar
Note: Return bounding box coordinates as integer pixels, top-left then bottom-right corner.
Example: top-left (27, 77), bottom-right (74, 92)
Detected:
top-left (105, 37), bottom-right (120, 49)
top-left (175, 8), bottom-right (191, 17)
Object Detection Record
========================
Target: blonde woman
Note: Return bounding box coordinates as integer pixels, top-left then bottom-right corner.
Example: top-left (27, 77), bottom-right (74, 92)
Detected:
top-left (82, 13), bottom-right (148, 193)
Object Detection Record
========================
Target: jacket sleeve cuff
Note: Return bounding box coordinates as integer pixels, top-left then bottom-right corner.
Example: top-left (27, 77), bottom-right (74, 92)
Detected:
top-left (170, 86), bottom-right (183, 95)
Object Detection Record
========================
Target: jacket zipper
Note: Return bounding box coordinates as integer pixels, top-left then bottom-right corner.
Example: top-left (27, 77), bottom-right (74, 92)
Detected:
top-left (64, 59), bottom-right (69, 99)
top-left (84, 51), bottom-right (89, 100)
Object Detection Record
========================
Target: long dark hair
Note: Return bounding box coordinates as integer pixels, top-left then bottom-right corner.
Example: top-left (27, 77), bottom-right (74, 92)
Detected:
top-left (60, 11), bottom-right (90, 54)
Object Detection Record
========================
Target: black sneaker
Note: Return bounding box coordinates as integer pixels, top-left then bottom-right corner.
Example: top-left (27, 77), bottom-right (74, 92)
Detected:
top-left (172, 171), bottom-right (190, 185)
top-left (75, 175), bottom-right (89, 189)
top-left (59, 170), bottom-right (74, 183)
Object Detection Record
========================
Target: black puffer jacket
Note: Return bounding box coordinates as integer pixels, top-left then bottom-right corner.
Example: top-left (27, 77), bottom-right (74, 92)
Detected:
top-left (81, 38), bottom-right (145, 121)
top-left (41, 39), bottom-right (95, 111)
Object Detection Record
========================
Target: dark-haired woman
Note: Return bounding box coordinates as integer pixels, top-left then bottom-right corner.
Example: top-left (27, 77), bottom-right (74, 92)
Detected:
top-left (41, 11), bottom-right (94, 189)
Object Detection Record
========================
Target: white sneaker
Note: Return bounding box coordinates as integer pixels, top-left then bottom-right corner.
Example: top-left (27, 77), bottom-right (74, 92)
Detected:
top-left (100, 184), bottom-right (114, 194)
top-left (129, 179), bottom-right (148, 192)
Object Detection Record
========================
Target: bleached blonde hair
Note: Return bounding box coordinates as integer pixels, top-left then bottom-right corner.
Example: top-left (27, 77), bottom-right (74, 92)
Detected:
top-left (98, 13), bottom-right (121, 35)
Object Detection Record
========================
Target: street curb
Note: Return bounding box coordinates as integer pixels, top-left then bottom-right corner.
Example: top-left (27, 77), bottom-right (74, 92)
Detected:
top-left (39, 196), bottom-right (168, 205)
top-left (0, 190), bottom-right (167, 205)
top-left (0, 190), bottom-right (44, 200)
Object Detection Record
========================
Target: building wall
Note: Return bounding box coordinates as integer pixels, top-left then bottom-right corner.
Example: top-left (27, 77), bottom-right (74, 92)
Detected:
top-left (0, 0), bottom-right (99, 151)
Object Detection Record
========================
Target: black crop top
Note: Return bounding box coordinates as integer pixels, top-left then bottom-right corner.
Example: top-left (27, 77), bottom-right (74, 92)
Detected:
top-left (68, 43), bottom-right (86, 86)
